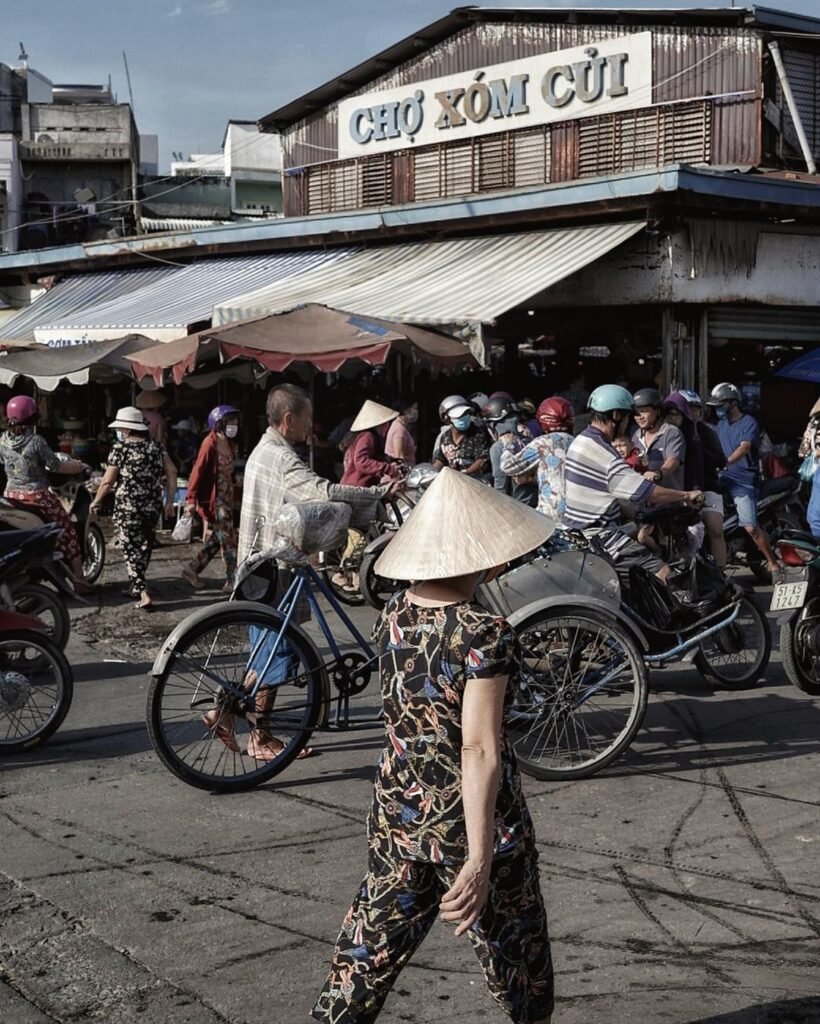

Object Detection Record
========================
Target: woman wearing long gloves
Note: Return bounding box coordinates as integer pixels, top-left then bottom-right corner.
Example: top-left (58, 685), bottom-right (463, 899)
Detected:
top-left (183, 404), bottom-right (240, 592)
top-left (90, 407), bottom-right (176, 611)
top-left (0, 395), bottom-right (94, 593)
top-left (313, 468), bottom-right (555, 1024)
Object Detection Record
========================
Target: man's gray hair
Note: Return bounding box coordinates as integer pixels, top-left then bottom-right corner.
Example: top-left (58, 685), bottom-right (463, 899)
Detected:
top-left (267, 383), bottom-right (310, 426)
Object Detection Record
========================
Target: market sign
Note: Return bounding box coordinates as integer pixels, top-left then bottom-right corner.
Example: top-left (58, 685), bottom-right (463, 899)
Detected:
top-left (337, 32), bottom-right (653, 159)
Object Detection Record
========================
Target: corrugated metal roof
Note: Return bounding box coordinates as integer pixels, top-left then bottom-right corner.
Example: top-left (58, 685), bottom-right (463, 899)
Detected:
top-left (0, 266), bottom-right (171, 342)
top-left (33, 249), bottom-right (358, 344)
top-left (213, 222), bottom-right (645, 326)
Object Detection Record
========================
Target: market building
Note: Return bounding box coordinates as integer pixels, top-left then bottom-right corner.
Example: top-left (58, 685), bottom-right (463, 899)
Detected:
top-left (1, 5), bottom-right (820, 449)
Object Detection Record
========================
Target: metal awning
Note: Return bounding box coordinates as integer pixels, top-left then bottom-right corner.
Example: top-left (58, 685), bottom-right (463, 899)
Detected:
top-left (0, 266), bottom-right (172, 343)
top-left (30, 249), bottom-right (358, 346)
top-left (212, 223), bottom-right (646, 332)
top-left (0, 335), bottom-right (155, 391)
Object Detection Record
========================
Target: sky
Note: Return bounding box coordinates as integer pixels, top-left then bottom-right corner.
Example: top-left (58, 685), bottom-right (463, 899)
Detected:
top-left (4, 0), bottom-right (820, 172)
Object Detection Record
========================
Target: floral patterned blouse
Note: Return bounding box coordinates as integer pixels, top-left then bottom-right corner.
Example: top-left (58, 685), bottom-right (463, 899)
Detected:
top-left (0, 431), bottom-right (61, 492)
top-left (107, 438), bottom-right (165, 520)
top-left (499, 431), bottom-right (573, 521)
top-left (432, 425), bottom-right (490, 473)
top-left (369, 594), bottom-right (535, 866)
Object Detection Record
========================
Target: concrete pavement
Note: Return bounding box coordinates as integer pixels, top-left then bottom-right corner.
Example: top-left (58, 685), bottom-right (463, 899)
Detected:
top-left (1, 541), bottom-right (819, 1024)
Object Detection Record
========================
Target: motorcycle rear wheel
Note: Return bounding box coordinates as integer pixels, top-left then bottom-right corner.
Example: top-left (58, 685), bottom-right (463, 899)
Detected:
top-left (12, 582), bottom-right (70, 650)
top-left (359, 548), bottom-right (401, 611)
top-left (83, 522), bottom-right (106, 584)
top-left (694, 596), bottom-right (771, 688)
top-left (780, 618), bottom-right (820, 696)
top-left (507, 607), bottom-right (649, 780)
top-left (0, 630), bottom-right (73, 753)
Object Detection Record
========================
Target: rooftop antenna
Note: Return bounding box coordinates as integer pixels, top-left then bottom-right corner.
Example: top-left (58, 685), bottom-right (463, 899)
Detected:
top-left (122, 50), bottom-right (135, 113)
top-left (18, 42), bottom-right (28, 65)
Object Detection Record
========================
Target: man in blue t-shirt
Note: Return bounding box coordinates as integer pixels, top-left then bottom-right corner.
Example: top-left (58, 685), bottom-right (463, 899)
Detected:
top-left (707, 381), bottom-right (781, 580)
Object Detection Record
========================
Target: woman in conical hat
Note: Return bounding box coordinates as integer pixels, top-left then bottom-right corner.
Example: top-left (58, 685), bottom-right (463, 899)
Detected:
top-left (313, 469), bottom-right (555, 1024)
top-left (340, 399), bottom-right (401, 488)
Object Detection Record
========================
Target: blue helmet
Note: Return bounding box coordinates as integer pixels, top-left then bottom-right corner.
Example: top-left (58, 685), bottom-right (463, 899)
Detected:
top-left (588, 385), bottom-right (634, 414)
top-left (207, 404), bottom-right (239, 432)
top-left (678, 388), bottom-right (702, 406)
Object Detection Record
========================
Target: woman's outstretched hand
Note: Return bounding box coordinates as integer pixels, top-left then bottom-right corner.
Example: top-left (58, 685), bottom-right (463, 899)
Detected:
top-left (439, 859), bottom-right (490, 937)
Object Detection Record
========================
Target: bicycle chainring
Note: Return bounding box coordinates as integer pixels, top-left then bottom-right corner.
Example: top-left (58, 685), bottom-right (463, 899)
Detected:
top-left (331, 652), bottom-right (372, 696)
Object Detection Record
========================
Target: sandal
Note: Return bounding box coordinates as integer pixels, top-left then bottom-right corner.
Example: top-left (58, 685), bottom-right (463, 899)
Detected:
top-left (202, 709), bottom-right (239, 752)
top-left (245, 738), bottom-right (315, 762)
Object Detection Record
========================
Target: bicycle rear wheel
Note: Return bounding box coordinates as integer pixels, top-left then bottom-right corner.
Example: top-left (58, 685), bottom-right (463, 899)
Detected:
top-left (508, 607), bottom-right (648, 780)
top-left (147, 606), bottom-right (327, 792)
top-left (0, 630), bottom-right (73, 753)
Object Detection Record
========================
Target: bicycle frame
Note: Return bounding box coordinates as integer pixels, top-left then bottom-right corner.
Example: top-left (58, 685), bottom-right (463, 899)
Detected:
top-left (242, 562), bottom-right (383, 732)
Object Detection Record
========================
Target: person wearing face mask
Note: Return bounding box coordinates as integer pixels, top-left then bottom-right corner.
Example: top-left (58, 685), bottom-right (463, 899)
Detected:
top-left (707, 381), bottom-right (782, 581)
top-left (90, 407), bottom-right (177, 610)
top-left (384, 398), bottom-right (418, 466)
top-left (432, 395), bottom-right (490, 477)
top-left (182, 404), bottom-right (241, 592)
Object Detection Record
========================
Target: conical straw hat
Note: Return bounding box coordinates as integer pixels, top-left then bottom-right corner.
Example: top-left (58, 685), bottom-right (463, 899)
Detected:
top-left (375, 467), bottom-right (555, 581)
top-left (350, 400), bottom-right (398, 432)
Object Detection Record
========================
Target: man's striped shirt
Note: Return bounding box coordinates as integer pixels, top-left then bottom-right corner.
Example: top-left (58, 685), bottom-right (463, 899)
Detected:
top-left (562, 425), bottom-right (654, 555)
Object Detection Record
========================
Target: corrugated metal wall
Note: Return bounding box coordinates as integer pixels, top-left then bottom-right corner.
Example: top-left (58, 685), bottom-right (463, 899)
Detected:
top-left (281, 20), bottom-right (763, 215)
top-left (775, 46), bottom-right (820, 160)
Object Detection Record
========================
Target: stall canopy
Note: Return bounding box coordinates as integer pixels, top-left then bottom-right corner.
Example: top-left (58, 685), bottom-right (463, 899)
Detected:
top-left (0, 335), bottom-right (155, 391)
top-left (0, 266), bottom-right (171, 343)
top-left (212, 223), bottom-right (646, 331)
top-left (126, 304), bottom-right (476, 380)
top-left (19, 249), bottom-right (358, 347)
top-left (776, 348), bottom-right (820, 383)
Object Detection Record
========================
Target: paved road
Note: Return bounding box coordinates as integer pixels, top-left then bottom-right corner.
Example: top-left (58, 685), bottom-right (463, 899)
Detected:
top-left (1, 550), bottom-right (819, 1024)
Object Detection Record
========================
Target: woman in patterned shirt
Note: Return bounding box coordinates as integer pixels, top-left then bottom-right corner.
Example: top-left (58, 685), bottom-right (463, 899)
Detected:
top-left (313, 468), bottom-right (555, 1024)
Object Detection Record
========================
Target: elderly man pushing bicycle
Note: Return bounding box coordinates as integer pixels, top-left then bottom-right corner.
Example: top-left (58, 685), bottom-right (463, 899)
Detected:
top-left (211, 383), bottom-right (401, 762)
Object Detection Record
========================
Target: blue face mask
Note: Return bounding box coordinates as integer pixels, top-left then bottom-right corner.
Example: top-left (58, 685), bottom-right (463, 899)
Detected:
top-left (451, 415), bottom-right (472, 432)
top-left (715, 405), bottom-right (729, 420)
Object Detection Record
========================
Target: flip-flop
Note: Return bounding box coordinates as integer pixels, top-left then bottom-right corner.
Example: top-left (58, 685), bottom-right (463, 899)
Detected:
top-left (202, 712), bottom-right (240, 752)
top-left (245, 743), bottom-right (315, 762)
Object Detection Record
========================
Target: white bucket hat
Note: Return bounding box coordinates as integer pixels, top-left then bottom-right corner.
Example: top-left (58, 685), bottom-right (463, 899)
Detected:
top-left (374, 467), bottom-right (555, 581)
top-left (350, 400), bottom-right (399, 433)
top-left (109, 406), bottom-right (149, 432)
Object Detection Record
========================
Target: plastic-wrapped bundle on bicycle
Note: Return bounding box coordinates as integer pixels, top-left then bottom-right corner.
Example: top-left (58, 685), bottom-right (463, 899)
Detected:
top-left (147, 490), bottom-right (770, 791)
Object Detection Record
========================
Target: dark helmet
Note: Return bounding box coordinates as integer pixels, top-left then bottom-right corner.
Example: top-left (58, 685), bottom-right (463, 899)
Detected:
top-left (632, 387), bottom-right (663, 409)
top-left (207, 404), bottom-right (239, 432)
top-left (537, 396), bottom-right (574, 432)
top-left (6, 395), bottom-right (38, 425)
top-left (482, 395), bottom-right (518, 423)
top-left (706, 382), bottom-right (742, 406)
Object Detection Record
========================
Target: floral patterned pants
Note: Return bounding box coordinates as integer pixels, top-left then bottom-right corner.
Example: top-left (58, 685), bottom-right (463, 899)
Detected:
top-left (114, 511), bottom-right (157, 595)
top-left (190, 504), bottom-right (237, 584)
top-left (5, 489), bottom-right (81, 563)
top-left (312, 845), bottom-right (553, 1024)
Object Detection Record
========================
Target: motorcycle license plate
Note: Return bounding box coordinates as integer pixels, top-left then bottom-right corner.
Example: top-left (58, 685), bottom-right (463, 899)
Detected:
top-left (770, 581), bottom-right (809, 611)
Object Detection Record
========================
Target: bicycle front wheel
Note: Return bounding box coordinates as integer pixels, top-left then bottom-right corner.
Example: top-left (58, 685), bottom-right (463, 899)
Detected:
top-left (147, 606), bottom-right (327, 792)
top-left (508, 608), bottom-right (648, 780)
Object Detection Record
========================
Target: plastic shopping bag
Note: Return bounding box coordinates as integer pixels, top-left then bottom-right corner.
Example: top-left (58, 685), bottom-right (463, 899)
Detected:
top-left (172, 511), bottom-right (193, 543)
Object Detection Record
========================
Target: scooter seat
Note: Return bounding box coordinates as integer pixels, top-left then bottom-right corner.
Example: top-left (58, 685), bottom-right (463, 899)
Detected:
top-left (759, 476), bottom-right (797, 498)
top-left (783, 528), bottom-right (820, 547)
top-left (0, 524), bottom-right (60, 559)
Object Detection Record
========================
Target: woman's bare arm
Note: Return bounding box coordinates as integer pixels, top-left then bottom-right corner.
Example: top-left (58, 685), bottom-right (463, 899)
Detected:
top-left (439, 675), bottom-right (506, 936)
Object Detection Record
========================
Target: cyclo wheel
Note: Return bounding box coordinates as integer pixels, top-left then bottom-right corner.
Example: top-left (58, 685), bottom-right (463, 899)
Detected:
top-left (507, 606), bottom-right (648, 780)
top-left (0, 629), bottom-right (73, 754)
top-left (147, 604), bottom-right (327, 792)
top-left (694, 595), bottom-right (771, 689)
top-left (12, 583), bottom-right (70, 650)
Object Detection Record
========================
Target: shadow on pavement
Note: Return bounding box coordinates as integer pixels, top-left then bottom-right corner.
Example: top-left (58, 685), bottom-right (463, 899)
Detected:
top-left (73, 660), bottom-right (153, 682)
top-left (611, 692), bottom-right (820, 775)
top-left (690, 997), bottom-right (820, 1023)
top-left (1, 721), bottom-right (152, 769)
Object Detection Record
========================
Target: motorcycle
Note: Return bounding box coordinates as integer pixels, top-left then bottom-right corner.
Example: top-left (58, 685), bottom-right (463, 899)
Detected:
top-left (358, 463), bottom-right (440, 610)
top-left (0, 520), bottom-right (74, 649)
top-left (0, 528), bottom-right (74, 753)
top-left (772, 529), bottom-right (820, 696)
top-left (479, 503), bottom-right (771, 780)
top-left (724, 475), bottom-right (805, 584)
top-left (0, 468), bottom-right (106, 585)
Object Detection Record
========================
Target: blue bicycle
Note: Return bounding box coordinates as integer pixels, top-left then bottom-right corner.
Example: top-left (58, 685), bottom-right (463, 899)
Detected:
top-left (147, 551), bottom-right (382, 792)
